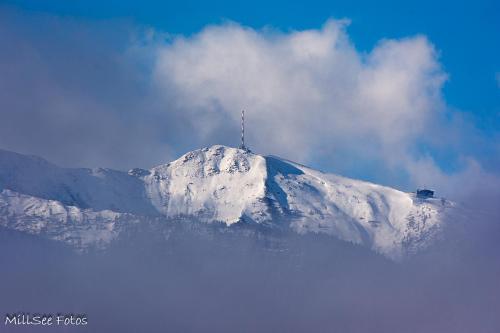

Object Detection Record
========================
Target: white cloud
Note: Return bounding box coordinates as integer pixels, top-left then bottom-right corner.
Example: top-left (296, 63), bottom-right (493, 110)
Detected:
top-left (152, 20), bottom-right (458, 189)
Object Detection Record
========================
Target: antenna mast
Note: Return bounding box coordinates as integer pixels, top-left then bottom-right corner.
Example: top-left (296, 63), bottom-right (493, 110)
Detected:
top-left (240, 110), bottom-right (247, 151)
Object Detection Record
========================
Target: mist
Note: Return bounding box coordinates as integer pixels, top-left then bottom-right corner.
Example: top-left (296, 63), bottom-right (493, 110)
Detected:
top-left (1, 205), bottom-right (499, 333)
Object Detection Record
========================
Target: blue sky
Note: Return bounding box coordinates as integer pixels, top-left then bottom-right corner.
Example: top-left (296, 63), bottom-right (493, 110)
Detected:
top-left (0, 0), bottom-right (498, 198)
top-left (6, 0), bottom-right (498, 122)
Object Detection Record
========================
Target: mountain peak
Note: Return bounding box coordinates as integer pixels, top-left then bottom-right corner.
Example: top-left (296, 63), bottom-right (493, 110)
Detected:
top-left (0, 147), bottom-right (456, 260)
top-left (140, 145), bottom-right (453, 259)
top-left (144, 144), bottom-right (269, 225)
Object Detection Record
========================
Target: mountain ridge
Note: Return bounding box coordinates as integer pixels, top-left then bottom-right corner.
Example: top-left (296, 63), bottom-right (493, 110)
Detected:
top-left (0, 145), bottom-right (455, 259)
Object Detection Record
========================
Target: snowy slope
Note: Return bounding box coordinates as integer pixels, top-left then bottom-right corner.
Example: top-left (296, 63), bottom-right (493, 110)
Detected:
top-left (0, 189), bottom-right (125, 249)
top-left (0, 146), bottom-right (456, 259)
top-left (143, 146), bottom-right (271, 224)
top-left (264, 156), bottom-right (451, 258)
top-left (0, 149), bottom-right (157, 214)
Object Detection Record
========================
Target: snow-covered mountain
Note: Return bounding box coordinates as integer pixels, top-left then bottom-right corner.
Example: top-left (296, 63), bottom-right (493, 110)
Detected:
top-left (0, 145), bottom-right (456, 259)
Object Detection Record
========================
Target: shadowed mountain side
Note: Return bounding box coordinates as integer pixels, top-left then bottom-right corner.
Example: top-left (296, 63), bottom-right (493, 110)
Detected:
top-left (265, 155), bottom-right (304, 212)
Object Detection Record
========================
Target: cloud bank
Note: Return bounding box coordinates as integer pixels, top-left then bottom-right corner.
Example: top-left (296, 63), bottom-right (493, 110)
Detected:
top-left (156, 20), bottom-right (445, 162)
top-left (0, 7), bottom-right (498, 202)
